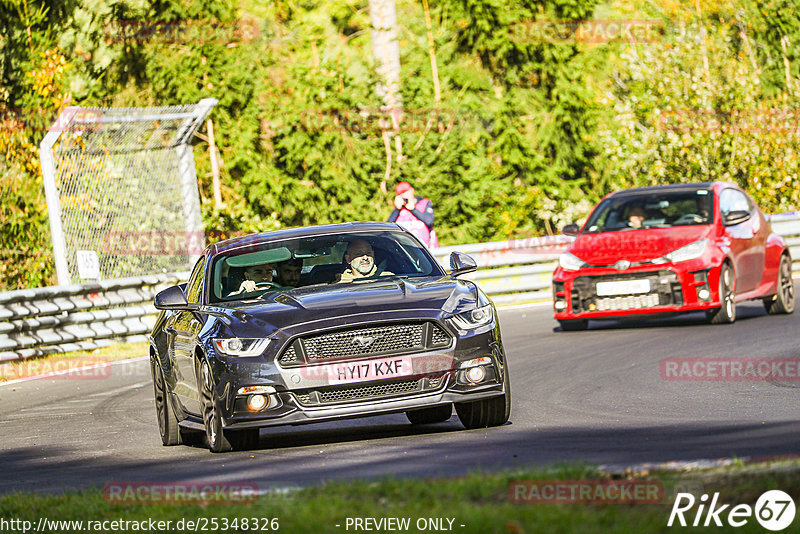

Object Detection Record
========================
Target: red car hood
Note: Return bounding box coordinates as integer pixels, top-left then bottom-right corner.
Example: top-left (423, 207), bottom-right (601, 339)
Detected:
top-left (569, 226), bottom-right (712, 265)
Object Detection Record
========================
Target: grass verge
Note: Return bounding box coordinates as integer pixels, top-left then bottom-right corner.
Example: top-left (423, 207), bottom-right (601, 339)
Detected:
top-left (0, 342), bottom-right (147, 382)
top-left (1, 461), bottom-right (799, 533)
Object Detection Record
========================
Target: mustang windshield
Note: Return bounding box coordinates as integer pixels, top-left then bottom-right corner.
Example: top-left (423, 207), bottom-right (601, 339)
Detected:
top-left (583, 188), bottom-right (715, 233)
top-left (210, 231), bottom-right (442, 302)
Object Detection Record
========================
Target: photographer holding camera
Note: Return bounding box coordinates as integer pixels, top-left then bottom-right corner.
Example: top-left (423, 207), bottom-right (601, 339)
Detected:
top-left (387, 181), bottom-right (438, 248)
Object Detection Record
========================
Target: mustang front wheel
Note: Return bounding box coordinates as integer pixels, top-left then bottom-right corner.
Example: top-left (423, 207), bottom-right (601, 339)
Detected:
top-left (200, 361), bottom-right (259, 452)
top-left (151, 358), bottom-right (183, 446)
top-left (455, 363), bottom-right (510, 429)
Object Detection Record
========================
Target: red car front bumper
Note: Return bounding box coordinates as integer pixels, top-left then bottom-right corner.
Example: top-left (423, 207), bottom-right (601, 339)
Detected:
top-left (552, 260), bottom-right (723, 320)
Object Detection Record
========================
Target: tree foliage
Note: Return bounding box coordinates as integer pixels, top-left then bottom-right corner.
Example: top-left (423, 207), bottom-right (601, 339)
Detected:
top-left (2, 0), bottom-right (800, 290)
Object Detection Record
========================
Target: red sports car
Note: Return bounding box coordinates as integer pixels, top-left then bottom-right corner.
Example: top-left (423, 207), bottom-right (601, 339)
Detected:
top-left (552, 182), bottom-right (794, 330)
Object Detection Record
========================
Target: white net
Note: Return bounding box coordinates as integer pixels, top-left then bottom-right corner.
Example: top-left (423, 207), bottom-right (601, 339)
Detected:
top-left (40, 99), bottom-right (216, 284)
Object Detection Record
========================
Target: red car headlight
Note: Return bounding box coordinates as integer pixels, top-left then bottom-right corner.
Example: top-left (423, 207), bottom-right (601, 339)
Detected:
top-left (558, 252), bottom-right (587, 271)
top-left (652, 239), bottom-right (708, 264)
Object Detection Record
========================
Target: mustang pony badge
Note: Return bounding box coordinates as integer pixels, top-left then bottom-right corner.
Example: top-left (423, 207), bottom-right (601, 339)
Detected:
top-left (351, 335), bottom-right (383, 349)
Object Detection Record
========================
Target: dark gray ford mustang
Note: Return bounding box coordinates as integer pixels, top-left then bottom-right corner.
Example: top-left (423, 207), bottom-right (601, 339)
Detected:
top-left (148, 222), bottom-right (511, 452)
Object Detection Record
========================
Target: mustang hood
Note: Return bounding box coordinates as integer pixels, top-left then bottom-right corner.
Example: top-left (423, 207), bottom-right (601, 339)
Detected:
top-left (569, 226), bottom-right (712, 265)
top-left (204, 277), bottom-right (478, 335)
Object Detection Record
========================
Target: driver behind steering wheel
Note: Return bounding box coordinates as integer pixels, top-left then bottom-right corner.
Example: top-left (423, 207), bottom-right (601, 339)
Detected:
top-left (231, 263), bottom-right (274, 295)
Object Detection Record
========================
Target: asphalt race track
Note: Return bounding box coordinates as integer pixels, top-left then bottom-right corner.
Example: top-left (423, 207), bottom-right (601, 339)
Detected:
top-left (2, 292), bottom-right (799, 495)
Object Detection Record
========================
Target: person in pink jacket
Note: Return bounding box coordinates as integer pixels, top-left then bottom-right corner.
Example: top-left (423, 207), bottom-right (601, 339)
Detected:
top-left (387, 181), bottom-right (438, 248)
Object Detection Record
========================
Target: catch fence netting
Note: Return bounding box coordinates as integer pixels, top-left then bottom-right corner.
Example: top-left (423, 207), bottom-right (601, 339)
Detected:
top-left (40, 99), bottom-right (216, 284)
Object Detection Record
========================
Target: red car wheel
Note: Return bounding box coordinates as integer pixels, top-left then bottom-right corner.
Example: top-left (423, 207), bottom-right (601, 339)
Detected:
top-left (764, 254), bottom-right (795, 315)
top-left (708, 263), bottom-right (736, 324)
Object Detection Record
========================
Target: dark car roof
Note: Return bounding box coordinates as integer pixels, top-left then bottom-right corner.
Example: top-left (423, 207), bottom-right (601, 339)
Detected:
top-left (210, 222), bottom-right (405, 255)
top-left (607, 182), bottom-right (717, 199)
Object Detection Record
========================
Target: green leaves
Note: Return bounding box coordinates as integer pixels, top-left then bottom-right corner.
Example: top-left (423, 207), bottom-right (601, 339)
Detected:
top-left (7, 0), bottom-right (800, 291)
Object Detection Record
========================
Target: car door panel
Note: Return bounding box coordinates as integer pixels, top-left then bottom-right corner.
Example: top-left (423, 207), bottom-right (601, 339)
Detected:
top-left (168, 256), bottom-right (207, 415)
top-left (720, 189), bottom-right (759, 293)
top-left (748, 209), bottom-right (768, 290)
top-left (171, 311), bottom-right (203, 415)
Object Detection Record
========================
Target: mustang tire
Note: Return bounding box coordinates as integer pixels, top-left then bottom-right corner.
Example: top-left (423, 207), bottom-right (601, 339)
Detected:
top-left (455, 364), bottom-right (510, 429)
top-left (764, 254), bottom-right (795, 315)
top-left (406, 404), bottom-right (452, 424)
top-left (151, 358), bottom-right (183, 446)
top-left (200, 361), bottom-right (259, 452)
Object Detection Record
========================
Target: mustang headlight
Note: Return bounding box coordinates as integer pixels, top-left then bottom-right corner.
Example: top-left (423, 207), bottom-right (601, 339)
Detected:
top-left (451, 304), bottom-right (494, 330)
top-left (652, 239), bottom-right (708, 264)
top-left (213, 338), bottom-right (270, 357)
top-left (558, 252), bottom-right (586, 271)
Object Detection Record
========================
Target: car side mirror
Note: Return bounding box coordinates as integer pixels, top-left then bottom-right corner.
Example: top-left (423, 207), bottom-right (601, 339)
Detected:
top-left (562, 223), bottom-right (580, 237)
top-left (154, 285), bottom-right (197, 310)
top-left (450, 251), bottom-right (477, 277)
top-left (723, 210), bottom-right (750, 226)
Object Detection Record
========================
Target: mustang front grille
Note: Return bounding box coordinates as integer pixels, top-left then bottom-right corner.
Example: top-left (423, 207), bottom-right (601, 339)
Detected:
top-left (278, 322), bottom-right (452, 367)
top-left (279, 346), bottom-right (298, 364)
top-left (292, 375), bottom-right (447, 407)
top-left (304, 323), bottom-right (423, 360)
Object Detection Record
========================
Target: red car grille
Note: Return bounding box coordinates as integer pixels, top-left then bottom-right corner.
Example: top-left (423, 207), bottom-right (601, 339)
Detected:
top-left (570, 270), bottom-right (683, 313)
top-left (595, 293), bottom-right (661, 311)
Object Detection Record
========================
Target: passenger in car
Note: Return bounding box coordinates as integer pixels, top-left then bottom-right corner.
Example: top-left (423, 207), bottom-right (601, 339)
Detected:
top-left (627, 206), bottom-right (647, 229)
top-left (337, 240), bottom-right (392, 282)
top-left (275, 258), bottom-right (303, 287)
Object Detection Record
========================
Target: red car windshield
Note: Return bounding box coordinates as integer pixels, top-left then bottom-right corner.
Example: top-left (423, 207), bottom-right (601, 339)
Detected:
top-left (583, 188), bottom-right (715, 233)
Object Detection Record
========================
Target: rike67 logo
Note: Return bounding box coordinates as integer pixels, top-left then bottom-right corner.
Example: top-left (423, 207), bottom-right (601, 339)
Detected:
top-left (668, 490), bottom-right (796, 531)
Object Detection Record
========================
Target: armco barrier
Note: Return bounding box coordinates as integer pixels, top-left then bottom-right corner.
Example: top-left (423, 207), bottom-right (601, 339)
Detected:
top-left (2, 213), bottom-right (800, 362)
top-left (0, 273), bottom-right (187, 362)
top-left (432, 234), bottom-right (573, 305)
top-left (434, 212), bottom-right (800, 305)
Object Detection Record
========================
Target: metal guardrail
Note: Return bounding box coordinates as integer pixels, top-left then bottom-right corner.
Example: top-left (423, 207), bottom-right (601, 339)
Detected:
top-left (0, 273), bottom-right (187, 362)
top-left (2, 214), bottom-right (800, 362)
top-left (432, 235), bottom-right (572, 305)
top-left (434, 212), bottom-right (800, 305)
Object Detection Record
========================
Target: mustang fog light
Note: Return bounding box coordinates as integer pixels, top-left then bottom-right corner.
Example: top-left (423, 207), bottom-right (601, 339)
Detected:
top-left (247, 394), bottom-right (269, 411)
top-left (466, 366), bottom-right (486, 384)
top-left (554, 300), bottom-right (567, 311)
top-left (698, 288), bottom-right (710, 300)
